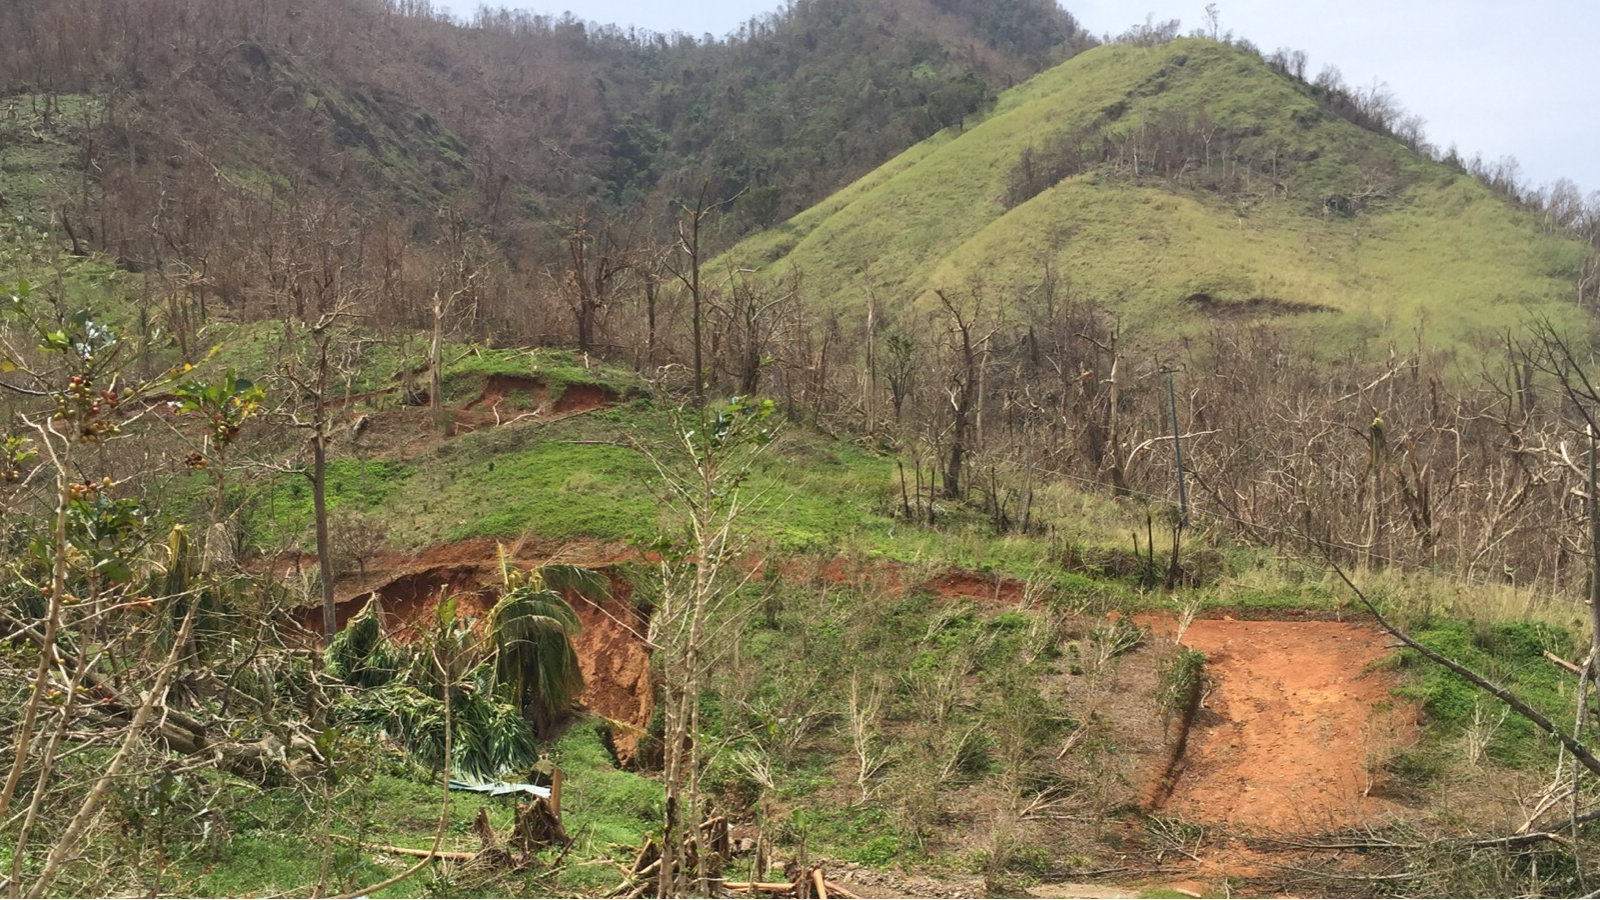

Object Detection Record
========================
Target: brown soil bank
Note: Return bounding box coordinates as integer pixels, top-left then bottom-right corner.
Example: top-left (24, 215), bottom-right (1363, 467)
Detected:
top-left (1151, 617), bottom-right (1417, 831)
top-left (461, 374), bottom-right (616, 423)
top-left (302, 540), bottom-right (652, 763)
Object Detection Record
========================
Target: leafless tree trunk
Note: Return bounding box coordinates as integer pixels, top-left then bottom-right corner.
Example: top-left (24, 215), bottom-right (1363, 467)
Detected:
top-left (937, 289), bottom-right (995, 500)
top-left (643, 400), bottom-right (774, 897)
top-left (670, 183), bottom-right (715, 405)
top-left (276, 304), bottom-right (358, 641)
top-left (560, 213), bottom-right (631, 353)
top-left (311, 318), bottom-right (338, 640)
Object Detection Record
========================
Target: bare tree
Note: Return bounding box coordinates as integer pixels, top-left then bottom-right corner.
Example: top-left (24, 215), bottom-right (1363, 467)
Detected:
top-left (558, 211), bottom-right (632, 353)
top-left (935, 288), bottom-right (995, 500)
top-left (275, 302), bottom-right (362, 640)
top-left (668, 183), bottom-right (716, 404)
top-left (641, 397), bottom-right (776, 897)
top-left (883, 329), bottom-right (918, 424)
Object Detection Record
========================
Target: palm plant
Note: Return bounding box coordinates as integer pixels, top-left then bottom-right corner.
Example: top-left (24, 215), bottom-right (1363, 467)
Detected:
top-left (488, 546), bottom-right (609, 737)
top-left (326, 595), bottom-right (399, 688)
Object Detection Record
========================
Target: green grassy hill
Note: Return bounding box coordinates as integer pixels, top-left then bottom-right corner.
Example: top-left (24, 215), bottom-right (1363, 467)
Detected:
top-left (727, 39), bottom-right (1592, 357)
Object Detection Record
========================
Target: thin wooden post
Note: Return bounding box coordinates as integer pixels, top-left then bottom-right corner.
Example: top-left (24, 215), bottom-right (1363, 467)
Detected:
top-left (550, 766), bottom-right (563, 821)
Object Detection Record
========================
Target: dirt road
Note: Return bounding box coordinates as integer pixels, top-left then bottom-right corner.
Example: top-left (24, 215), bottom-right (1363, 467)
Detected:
top-left (1156, 617), bottom-right (1417, 831)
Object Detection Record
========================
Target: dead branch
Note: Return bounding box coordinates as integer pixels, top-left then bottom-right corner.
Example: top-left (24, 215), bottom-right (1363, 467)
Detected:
top-left (1546, 650), bottom-right (1585, 676)
top-left (1327, 561), bottom-right (1600, 779)
top-left (329, 834), bottom-right (479, 861)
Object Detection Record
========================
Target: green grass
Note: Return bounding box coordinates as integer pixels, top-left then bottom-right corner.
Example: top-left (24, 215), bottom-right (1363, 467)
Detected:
top-left (442, 347), bottom-right (646, 404)
top-left (228, 386), bottom-right (1360, 606)
top-left (157, 722), bottom-right (659, 899)
top-left (551, 724), bottom-right (662, 869)
top-left (723, 39), bottom-right (1591, 360)
top-left (1396, 617), bottom-right (1577, 768)
top-left (424, 438), bottom-right (660, 545)
top-left (0, 222), bottom-right (142, 327)
top-left (233, 402), bottom-right (955, 555)
top-left (244, 459), bottom-right (415, 551)
top-left (0, 94), bottom-right (100, 226)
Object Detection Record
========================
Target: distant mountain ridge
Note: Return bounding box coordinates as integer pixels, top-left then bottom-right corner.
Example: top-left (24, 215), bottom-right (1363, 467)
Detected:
top-left (0, 0), bottom-right (1089, 268)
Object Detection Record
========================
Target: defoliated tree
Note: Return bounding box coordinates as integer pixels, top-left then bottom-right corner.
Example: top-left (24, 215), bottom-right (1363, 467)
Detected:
top-left (273, 301), bottom-right (360, 641)
top-left (641, 396), bottom-right (777, 897)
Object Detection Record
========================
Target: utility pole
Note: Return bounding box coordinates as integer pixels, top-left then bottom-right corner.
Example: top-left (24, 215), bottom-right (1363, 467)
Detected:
top-left (1589, 424), bottom-right (1600, 679)
top-left (1161, 364), bottom-right (1189, 528)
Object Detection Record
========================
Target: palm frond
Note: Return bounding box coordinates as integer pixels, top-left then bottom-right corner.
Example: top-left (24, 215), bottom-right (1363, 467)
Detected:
top-left (332, 682), bottom-right (540, 779)
top-left (326, 596), bottom-right (398, 688)
top-left (490, 585), bottom-right (585, 736)
top-left (539, 564), bottom-right (612, 602)
top-left (494, 586), bottom-right (583, 637)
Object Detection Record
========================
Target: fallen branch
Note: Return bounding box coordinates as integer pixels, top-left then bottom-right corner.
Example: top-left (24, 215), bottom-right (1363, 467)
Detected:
top-left (1249, 834), bottom-right (1422, 852)
top-left (25, 597), bottom-right (200, 898)
top-left (1329, 563), bottom-right (1600, 779)
top-left (1056, 722), bottom-right (1091, 760)
top-left (723, 881), bottom-right (798, 892)
top-left (1266, 861), bottom-right (1424, 882)
top-left (1254, 829), bottom-right (1570, 852)
top-left (329, 833), bottom-right (479, 861)
top-left (1545, 650), bottom-right (1584, 676)
top-left (1464, 830), bottom-right (1573, 849)
top-left (1058, 865), bottom-right (1183, 879)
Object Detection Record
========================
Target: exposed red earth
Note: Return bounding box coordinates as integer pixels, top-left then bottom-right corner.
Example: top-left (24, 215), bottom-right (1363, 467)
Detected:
top-left (1142, 614), bottom-right (1418, 832)
top-left (284, 479), bottom-right (1421, 894)
top-left (456, 374), bottom-right (615, 433)
top-left (293, 538), bottom-right (653, 762)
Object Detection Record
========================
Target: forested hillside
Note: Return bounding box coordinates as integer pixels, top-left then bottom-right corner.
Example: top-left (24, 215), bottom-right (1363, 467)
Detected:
top-left (0, 0), bottom-right (1086, 256)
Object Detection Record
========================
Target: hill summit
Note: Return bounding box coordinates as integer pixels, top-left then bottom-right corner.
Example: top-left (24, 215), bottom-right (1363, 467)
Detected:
top-left (727, 38), bottom-right (1591, 357)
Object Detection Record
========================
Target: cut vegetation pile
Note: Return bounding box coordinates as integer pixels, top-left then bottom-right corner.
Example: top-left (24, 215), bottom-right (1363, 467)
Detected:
top-left (287, 535), bottom-right (655, 763)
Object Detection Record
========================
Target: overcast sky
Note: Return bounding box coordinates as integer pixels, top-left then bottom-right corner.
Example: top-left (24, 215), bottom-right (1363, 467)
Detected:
top-left (431, 0), bottom-right (1600, 196)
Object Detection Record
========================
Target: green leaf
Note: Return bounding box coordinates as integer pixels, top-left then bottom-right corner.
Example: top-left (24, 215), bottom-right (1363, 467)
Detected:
top-left (97, 558), bottom-right (133, 585)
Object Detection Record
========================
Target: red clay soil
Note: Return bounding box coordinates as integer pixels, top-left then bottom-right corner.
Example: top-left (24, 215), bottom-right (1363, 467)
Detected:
top-left (568, 587), bottom-right (653, 762)
top-left (466, 374), bottom-right (546, 411)
top-left (926, 571), bottom-right (1026, 605)
top-left (465, 374), bottom-right (615, 416)
top-left (299, 540), bottom-right (653, 763)
top-left (454, 375), bottom-right (616, 433)
top-left (353, 565), bottom-right (495, 637)
top-left (1146, 616), bottom-right (1418, 832)
top-left (552, 382), bottom-right (613, 414)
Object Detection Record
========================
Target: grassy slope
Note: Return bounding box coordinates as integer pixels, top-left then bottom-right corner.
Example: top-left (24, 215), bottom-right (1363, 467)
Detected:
top-left (0, 95), bottom-right (101, 226)
top-left (162, 725), bottom-right (658, 898)
top-left (727, 39), bottom-right (1589, 358)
